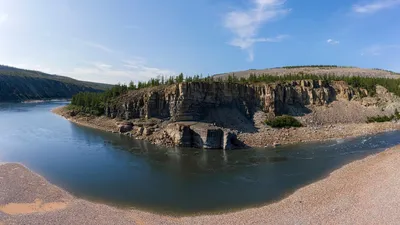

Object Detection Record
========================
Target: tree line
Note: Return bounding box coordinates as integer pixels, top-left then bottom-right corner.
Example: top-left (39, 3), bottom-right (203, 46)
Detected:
top-left (70, 72), bottom-right (400, 116)
top-left (281, 65), bottom-right (356, 69)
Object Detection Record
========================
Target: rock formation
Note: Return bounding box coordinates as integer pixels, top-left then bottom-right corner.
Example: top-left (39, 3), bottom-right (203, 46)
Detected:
top-left (103, 80), bottom-right (362, 149)
top-left (163, 123), bottom-right (244, 150)
top-left (106, 80), bottom-right (357, 121)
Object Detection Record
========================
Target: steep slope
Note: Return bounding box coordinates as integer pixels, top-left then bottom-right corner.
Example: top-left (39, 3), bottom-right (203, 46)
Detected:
top-left (0, 65), bottom-right (112, 102)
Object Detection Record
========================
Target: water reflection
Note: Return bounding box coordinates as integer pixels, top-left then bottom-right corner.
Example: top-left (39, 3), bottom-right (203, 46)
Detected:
top-left (0, 102), bottom-right (400, 214)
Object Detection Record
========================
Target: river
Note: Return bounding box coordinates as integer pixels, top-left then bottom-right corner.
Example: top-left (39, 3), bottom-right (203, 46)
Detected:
top-left (0, 101), bottom-right (399, 215)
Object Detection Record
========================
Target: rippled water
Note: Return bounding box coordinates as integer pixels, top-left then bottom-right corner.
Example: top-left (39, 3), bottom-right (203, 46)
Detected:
top-left (0, 102), bottom-right (399, 214)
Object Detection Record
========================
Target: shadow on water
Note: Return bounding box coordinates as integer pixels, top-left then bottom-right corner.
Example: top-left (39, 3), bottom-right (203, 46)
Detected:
top-left (1, 102), bottom-right (400, 215)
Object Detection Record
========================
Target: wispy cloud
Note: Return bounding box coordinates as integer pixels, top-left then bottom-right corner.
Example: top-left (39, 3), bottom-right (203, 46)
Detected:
top-left (353, 0), bottom-right (400, 13)
top-left (73, 38), bottom-right (115, 53)
top-left (361, 44), bottom-right (400, 56)
top-left (327, 39), bottom-right (340, 45)
top-left (63, 58), bottom-right (175, 84)
top-left (82, 41), bottom-right (114, 53)
top-left (91, 62), bottom-right (113, 70)
top-left (223, 0), bottom-right (290, 61)
top-left (122, 58), bottom-right (175, 79)
top-left (0, 13), bottom-right (8, 24)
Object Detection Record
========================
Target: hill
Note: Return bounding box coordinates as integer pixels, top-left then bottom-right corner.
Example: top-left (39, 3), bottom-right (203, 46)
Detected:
top-left (213, 65), bottom-right (400, 80)
top-left (0, 65), bottom-right (112, 102)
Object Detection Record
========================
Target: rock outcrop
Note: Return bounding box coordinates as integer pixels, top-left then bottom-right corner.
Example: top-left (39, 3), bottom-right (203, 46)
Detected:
top-left (106, 82), bottom-right (258, 121)
top-left (163, 123), bottom-right (244, 150)
top-left (102, 80), bottom-right (365, 149)
top-left (106, 80), bottom-right (357, 121)
top-left (118, 122), bottom-right (133, 133)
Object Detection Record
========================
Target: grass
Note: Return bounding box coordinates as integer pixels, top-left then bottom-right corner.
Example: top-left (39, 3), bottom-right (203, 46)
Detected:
top-left (265, 115), bottom-right (303, 128)
top-left (366, 110), bottom-right (400, 123)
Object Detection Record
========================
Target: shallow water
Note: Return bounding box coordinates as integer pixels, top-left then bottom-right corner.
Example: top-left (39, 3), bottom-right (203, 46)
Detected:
top-left (0, 102), bottom-right (399, 214)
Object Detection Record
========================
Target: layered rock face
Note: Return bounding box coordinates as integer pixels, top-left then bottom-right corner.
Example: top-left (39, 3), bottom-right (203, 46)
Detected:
top-left (106, 80), bottom-right (357, 121)
top-left (256, 80), bottom-right (356, 115)
top-left (106, 82), bottom-right (258, 121)
top-left (105, 80), bottom-right (361, 149)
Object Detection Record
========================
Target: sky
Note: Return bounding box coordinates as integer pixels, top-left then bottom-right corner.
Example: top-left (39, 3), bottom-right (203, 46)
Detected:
top-left (0, 0), bottom-right (400, 84)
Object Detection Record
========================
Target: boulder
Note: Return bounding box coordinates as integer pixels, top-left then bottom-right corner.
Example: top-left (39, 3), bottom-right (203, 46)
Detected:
top-left (136, 127), bottom-right (144, 136)
top-left (69, 111), bottom-right (77, 117)
top-left (142, 127), bottom-right (154, 136)
top-left (119, 124), bottom-right (133, 133)
top-left (165, 124), bottom-right (192, 147)
top-left (273, 142), bottom-right (281, 147)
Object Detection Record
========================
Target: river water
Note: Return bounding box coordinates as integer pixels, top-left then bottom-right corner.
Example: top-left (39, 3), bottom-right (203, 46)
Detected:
top-left (0, 101), bottom-right (399, 214)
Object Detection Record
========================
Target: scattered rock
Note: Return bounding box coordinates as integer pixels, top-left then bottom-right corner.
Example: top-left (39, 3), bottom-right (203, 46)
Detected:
top-left (142, 127), bottom-right (154, 136)
top-left (136, 127), bottom-right (144, 136)
top-left (119, 124), bottom-right (133, 133)
top-left (69, 111), bottom-right (77, 117)
top-left (273, 142), bottom-right (281, 147)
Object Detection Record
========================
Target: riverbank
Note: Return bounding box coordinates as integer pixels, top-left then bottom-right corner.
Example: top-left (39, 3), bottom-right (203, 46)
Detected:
top-left (2, 144), bottom-right (400, 224)
top-left (53, 105), bottom-right (400, 148)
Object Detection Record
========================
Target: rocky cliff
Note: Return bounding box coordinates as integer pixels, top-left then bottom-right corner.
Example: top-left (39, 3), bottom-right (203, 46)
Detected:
top-left (101, 80), bottom-right (364, 149)
top-left (106, 80), bottom-right (358, 121)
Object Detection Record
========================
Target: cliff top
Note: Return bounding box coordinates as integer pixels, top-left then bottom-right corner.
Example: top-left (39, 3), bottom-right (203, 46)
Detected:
top-left (214, 66), bottom-right (400, 79)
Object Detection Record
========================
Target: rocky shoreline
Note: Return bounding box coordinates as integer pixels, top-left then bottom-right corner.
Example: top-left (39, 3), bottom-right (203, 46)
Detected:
top-left (3, 144), bottom-right (400, 224)
top-left (52, 105), bottom-right (400, 149)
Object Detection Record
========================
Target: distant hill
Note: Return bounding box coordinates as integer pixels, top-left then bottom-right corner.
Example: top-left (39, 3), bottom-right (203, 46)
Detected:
top-left (0, 65), bottom-right (112, 102)
top-left (214, 65), bottom-right (400, 80)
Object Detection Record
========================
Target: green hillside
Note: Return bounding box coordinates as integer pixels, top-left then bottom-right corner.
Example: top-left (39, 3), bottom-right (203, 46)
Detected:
top-left (0, 65), bottom-right (112, 102)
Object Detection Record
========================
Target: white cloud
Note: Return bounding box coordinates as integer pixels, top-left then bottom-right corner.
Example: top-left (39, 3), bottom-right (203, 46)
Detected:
top-left (73, 38), bottom-right (115, 53)
top-left (83, 41), bottom-right (114, 53)
top-left (0, 13), bottom-right (8, 24)
top-left (5, 63), bottom-right (53, 74)
top-left (223, 0), bottom-right (290, 61)
top-left (62, 59), bottom-right (175, 84)
top-left (353, 0), bottom-right (400, 13)
top-left (91, 62), bottom-right (113, 70)
top-left (327, 39), bottom-right (340, 45)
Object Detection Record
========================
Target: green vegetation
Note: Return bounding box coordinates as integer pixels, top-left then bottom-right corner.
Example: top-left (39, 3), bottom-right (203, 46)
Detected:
top-left (265, 116), bottom-right (303, 128)
top-left (0, 65), bottom-right (111, 102)
top-left (367, 109), bottom-right (400, 123)
top-left (281, 65), bottom-right (358, 69)
top-left (222, 73), bottom-right (400, 97)
top-left (282, 65), bottom-right (339, 69)
top-left (366, 115), bottom-right (393, 123)
top-left (71, 73), bottom-right (209, 114)
top-left (71, 84), bottom-right (129, 115)
top-left (70, 66), bottom-right (400, 117)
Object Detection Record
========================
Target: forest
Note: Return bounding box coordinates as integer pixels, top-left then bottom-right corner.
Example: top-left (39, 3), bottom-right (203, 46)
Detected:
top-left (0, 65), bottom-right (111, 102)
top-left (70, 71), bottom-right (400, 116)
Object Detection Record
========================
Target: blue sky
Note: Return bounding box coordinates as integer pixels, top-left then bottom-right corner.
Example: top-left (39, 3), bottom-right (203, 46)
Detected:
top-left (0, 0), bottom-right (400, 84)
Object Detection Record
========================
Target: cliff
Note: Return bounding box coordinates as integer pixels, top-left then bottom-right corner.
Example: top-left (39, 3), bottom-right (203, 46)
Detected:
top-left (59, 78), bottom-right (400, 149)
top-left (105, 80), bottom-right (358, 121)
top-left (98, 80), bottom-right (369, 149)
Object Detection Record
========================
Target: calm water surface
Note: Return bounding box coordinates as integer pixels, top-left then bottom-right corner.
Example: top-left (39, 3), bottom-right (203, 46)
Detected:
top-left (1, 101), bottom-right (400, 214)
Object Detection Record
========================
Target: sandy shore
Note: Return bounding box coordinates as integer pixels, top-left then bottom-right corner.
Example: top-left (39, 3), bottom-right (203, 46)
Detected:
top-left (2, 145), bottom-right (400, 224)
top-left (53, 105), bottom-right (400, 148)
